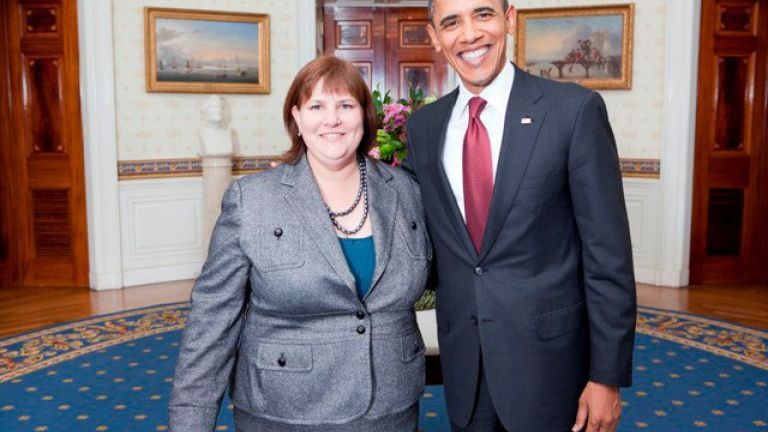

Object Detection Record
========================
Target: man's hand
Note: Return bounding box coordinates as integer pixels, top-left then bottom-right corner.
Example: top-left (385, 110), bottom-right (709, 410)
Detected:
top-left (571, 381), bottom-right (621, 432)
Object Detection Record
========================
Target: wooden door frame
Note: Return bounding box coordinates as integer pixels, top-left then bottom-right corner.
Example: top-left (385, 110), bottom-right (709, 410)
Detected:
top-left (690, 0), bottom-right (768, 284)
top-left (0, 0), bottom-right (19, 284)
top-left (1, 0), bottom-right (90, 287)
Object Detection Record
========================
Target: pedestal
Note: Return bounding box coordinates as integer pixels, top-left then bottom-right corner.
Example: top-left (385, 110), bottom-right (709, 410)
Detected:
top-left (200, 153), bottom-right (233, 258)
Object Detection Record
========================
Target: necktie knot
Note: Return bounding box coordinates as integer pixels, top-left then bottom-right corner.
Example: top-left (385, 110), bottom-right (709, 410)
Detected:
top-left (468, 97), bottom-right (487, 119)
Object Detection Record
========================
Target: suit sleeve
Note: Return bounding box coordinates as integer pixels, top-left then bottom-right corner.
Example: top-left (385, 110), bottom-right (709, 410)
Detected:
top-left (402, 114), bottom-right (422, 182)
top-left (169, 180), bottom-right (250, 432)
top-left (568, 91), bottom-right (637, 388)
top-left (403, 114), bottom-right (439, 292)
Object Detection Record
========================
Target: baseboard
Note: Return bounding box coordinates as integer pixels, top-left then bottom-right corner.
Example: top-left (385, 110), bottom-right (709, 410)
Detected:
top-left (89, 271), bottom-right (124, 291)
top-left (122, 261), bottom-right (203, 287)
top-left (635, 266), bottom-right (688, 288)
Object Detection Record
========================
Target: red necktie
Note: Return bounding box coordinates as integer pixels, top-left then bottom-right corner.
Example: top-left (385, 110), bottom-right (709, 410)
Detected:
top-left (463, 97), bottom-right (493, 254)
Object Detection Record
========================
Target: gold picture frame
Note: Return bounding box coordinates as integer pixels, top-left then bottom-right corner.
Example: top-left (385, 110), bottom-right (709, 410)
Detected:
top-left (515, 4), bottom-right (634, 90)
top-left (144, 7), bottom-right (270, 94)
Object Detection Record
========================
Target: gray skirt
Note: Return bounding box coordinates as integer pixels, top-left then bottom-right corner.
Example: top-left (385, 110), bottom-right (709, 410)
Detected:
top-left (233, 404), bottom-right (419, 432)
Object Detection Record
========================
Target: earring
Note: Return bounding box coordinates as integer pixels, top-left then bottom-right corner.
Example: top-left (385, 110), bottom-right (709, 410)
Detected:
top-left (298, 131), bottom-right (302, 137)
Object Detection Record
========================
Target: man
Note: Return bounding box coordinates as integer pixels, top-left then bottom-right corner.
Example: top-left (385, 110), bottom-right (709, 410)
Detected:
top-left (403, 1), bottom-right (637, 431)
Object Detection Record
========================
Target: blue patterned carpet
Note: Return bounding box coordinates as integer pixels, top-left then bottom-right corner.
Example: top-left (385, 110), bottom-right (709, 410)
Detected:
top-left (1, 305), bottom-right (766, 431)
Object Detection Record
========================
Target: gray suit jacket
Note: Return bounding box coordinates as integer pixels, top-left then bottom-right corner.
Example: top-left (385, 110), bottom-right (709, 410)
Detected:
top-left (169, 155), bottom-right (431, 431)
top-left (405, 65), bottom-right (636, 431)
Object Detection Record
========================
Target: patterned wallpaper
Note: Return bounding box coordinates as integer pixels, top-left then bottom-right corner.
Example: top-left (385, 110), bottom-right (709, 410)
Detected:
top-left (113, 0), bottom-right (664, 162)
top-left (112, 0), bottom-right (297, 160)
top-left (510, 0), bottom-right (667, 160)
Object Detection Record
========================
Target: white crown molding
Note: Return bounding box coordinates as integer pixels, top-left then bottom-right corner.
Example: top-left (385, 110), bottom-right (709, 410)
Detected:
top-left (655, 0), bottom-right (701, 287)
top-left (77, 0), bottom-right (123, 290)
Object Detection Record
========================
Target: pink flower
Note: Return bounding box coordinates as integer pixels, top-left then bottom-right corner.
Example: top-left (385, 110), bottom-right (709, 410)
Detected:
top-left (368, 146), bottom-right (381, 159)
top-left (383, 103), bottom-right (410, 124)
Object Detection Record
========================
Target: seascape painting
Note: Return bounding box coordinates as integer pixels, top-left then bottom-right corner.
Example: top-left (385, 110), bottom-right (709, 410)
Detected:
top-left (145, 8), bottom-right (270, 94)
top-left (155, 19), bottom-right (260, 84)
top-left (516, 5), bottom-right (634, 89)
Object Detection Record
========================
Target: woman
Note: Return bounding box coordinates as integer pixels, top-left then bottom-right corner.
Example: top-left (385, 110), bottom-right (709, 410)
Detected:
top-left (169, 56), bottom-right (431, 432)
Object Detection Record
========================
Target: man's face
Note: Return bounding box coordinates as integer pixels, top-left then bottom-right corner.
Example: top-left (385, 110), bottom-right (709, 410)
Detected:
top-left (428, 0), bottom-right (515, 94)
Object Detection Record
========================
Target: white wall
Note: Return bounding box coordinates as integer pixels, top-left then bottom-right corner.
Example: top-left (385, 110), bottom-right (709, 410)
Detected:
top-left (119, 178), bottom-right (205, 286)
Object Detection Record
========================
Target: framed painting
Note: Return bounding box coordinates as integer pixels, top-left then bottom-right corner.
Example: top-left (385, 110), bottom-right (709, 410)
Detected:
top-left (336, 21), bottom-right (371, 49)
top-left (400, 63), bottom-right (432, 99)
top-left (515, 4), bottom-right (634, 90)
top-left (352, 62), bottom-right (373, 89)
top-left (399, 21), bottom-right (431, 48)
top-left (144, 8), bottom-right (270, 94)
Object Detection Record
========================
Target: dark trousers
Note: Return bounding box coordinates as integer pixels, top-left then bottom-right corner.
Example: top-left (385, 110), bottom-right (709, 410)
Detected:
top-left (450, 363), bottom-right (507, 432)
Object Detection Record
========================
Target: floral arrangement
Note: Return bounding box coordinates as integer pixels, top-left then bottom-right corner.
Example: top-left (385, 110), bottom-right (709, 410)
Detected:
top-left (369, 87), bottom-right (435, 166)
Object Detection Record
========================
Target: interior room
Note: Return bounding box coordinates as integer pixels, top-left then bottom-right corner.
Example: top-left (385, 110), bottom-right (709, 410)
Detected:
top-left (1, 0), bottom-right (766, 431)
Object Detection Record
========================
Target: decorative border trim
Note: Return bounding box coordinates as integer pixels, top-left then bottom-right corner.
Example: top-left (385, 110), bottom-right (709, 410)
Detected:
top-left (636, 307), bottom-right (768, 371)
top-left (117, 157), bottom-right (276, 180)
top-left (2, 305), bottom-right (765, 383)
top-left (118, 157), bottom-right (661, 180)
top-left (620, 158), bottom-right (661, 178)
top-left (0, 304), bottom-right (189, 382)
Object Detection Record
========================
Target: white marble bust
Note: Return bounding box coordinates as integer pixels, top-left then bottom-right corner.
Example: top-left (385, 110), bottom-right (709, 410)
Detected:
top-left (198, 95), bottom-right (236, 156)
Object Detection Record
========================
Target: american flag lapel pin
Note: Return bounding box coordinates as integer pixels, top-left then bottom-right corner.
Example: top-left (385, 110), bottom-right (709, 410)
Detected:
top-left (521, 117), bottom-right (533, 125)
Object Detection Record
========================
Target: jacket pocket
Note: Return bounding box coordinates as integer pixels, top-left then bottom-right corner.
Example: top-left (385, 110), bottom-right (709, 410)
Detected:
top-left (401, 331), bottom-right (426, 362)
top-left (247, 339), bottom-right (370, 423)
top-left (518, 169), bottom-right (561, 190)
top-left (533, 302), bottom-right (586, 340)
top-left (255, 343), bottom-right (312, 372)
top-left (397, 215), bottom-right (432, 260)
top-left (251, 224), bottom-right (304, 272)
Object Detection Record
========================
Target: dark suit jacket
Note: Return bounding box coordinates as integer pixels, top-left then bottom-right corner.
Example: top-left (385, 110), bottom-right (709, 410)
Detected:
top-left (404, 65), bottom-right (637, 432)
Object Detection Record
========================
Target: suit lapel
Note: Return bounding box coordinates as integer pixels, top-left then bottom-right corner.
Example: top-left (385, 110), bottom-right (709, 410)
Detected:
top-left (478, 67), bottom-right (546, 260)
top-left (429, 89), bottom-right (477, 257)
top-left (365, 160), bottom-right (397, 297)
top-left (282, 156), bottom-right (356, 292)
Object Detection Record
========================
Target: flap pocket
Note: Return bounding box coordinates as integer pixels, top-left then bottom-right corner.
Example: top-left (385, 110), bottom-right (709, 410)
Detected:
top-left (401, 332), bottom-right (425, 362)
top-left (256, 343), bottom-right (312, 372)
top-left (533, 302), bottom-right (586, 340)
top-left (252, 224), bottom-right (304, 272)
top-left (518, 169), bottom-right (560, 190)
top-left (397, 216), bottom-right (432, 260)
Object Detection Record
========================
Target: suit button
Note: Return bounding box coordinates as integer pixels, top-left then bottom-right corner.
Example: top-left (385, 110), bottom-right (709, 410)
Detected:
top-left (356, 326), bottom-right (366, 334)
top-left (470, 316), bottom-right (478, 325)
top-left (474, 267), bottom-right (484, 276)
top-left (274, 228), bottom-right (283, 237)
top-left (356, 311), bottom-right (365, 320)
top-left (277, 354), bottom-right (286, 367)
top-left (410, 221), bottom-right (418, 230)
top-left (412, 341), bottom-right (420, 354)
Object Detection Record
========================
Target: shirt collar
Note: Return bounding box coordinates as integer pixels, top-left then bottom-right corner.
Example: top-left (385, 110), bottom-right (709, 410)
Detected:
top-left (456, 61), bottom-right (515, 117)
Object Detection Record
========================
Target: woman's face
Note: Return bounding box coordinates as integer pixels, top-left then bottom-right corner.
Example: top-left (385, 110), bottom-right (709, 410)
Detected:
top-left (291, 79), bottom-right (364, 169)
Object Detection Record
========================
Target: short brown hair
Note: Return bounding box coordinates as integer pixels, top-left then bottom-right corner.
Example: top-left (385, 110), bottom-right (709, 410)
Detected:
top-left (281, 55), bottom-right (377, 164)
top-left (427, 0), bottom-right (510, 25)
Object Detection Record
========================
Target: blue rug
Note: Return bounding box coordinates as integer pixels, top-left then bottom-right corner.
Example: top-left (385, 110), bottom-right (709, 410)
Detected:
top-left (1, 306), bottom-right (766, 431)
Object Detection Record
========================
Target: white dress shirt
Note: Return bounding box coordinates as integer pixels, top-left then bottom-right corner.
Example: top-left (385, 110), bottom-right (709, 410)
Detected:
top-left (442, 61), bottom-right (515, 221)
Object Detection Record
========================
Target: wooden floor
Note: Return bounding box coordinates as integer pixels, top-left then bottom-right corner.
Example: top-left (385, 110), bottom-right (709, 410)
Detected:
top-left (0, 282), bottom-right (767, 339)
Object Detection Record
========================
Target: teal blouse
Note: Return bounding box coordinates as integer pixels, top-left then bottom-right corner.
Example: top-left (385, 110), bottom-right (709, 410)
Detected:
top-left (338, 236), bottom-right (376, 301)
